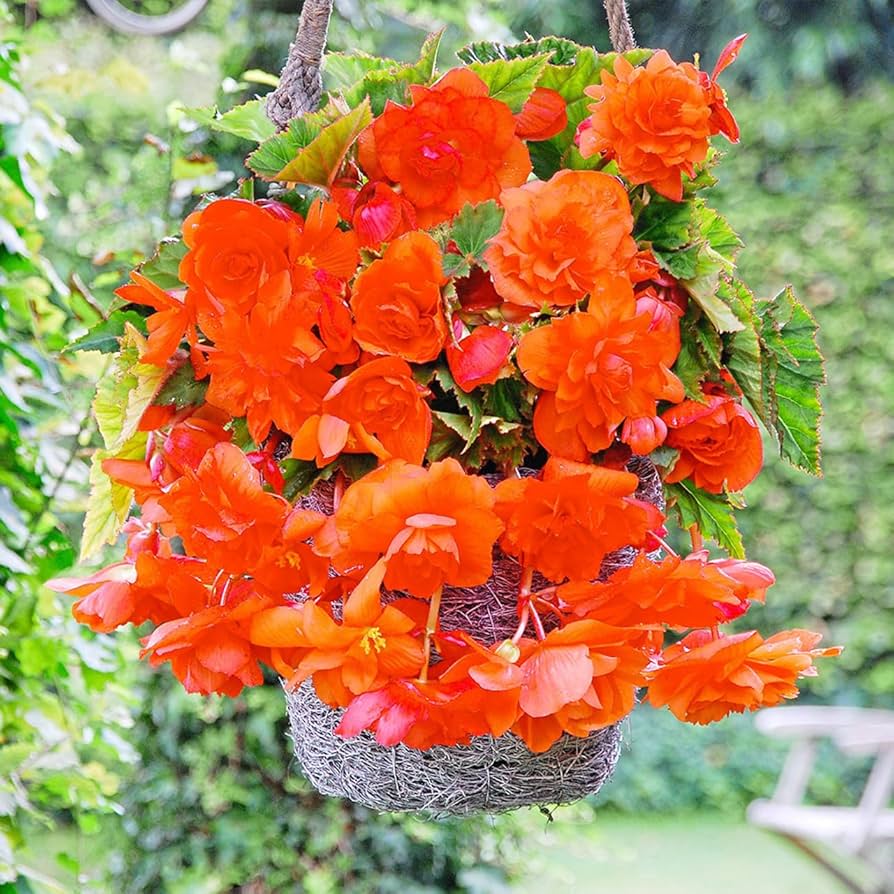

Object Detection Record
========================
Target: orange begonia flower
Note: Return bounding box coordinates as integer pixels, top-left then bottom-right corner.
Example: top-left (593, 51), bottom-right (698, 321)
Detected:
top-left (316, 458), bottom-right (503, 598)
top-left (444, 621), bottom-right (650, 752)
top-left (180, 198), bottom-right (294, 323)
top-left (514, 87), bottom-right (568, 141)
top-left (559, 550), bottom-right (774, 628)
top-left (494, 458), bottom-right (663, 583)
top-left (291, 356), bottom-right (432, 466)
top-left (333, 180), bottom-right (418, 248)
top-left (517, 306), bottom-right (684, 460)
top-left (284, 560), bottom-right (424, 706)
top-left (579, 48), bottom-right (740, 201)
top-left (647, 628), bottom-right (841, 724)
top-left (335, 677), bottom-right (504, 748)
top-left (287, 198), bottom-right (359, 297)
top-left (349, 231), bottom-right (449, 364)
top-left (141, 584), bottom-right (275, 697)
top-left (115, 272), bottom-right (195, 367)
top-left (484, 170), bottom-right (638, 310)
top-left (357, 68), bottom-right (531, 227)
top-left (159, 442), bottom-right (289, 573)
top-left (202, 303), bottom-right (334, 444)
top-left (445, 325), bottom-right (514, 393)
top-left (662, 381), bottom-right (763, 493)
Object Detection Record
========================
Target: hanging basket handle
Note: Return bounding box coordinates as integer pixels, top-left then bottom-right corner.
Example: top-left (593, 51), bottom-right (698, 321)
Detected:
top-left (266, 0), bottom-right (635, 128)
top-left (603, 0), bottom-right (637, 53)
top-left (266, 0), bottom-right (335, 129)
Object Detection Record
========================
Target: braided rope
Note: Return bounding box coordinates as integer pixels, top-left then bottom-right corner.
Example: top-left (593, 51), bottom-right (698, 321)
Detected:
top-left (603, 0), bottom-right (637, 53)
top-left (266, 0), bottom-right (334, 130)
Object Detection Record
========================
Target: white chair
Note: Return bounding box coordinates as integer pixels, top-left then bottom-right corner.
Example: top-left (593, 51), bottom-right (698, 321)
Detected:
top-left (748, 706), bottom-right (894, 893)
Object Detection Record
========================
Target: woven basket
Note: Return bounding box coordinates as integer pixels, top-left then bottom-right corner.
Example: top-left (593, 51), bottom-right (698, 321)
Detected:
top-left (285, 456), bottom-right (661, 815)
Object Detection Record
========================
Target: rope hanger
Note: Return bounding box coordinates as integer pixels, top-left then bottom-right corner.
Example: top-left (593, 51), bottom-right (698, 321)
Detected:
top-left (265, 0), bottom-right (637, 128)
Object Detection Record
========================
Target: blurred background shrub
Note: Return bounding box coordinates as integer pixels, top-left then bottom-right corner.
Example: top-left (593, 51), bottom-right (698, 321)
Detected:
top-left (2, 0), bottom-right (892, 889)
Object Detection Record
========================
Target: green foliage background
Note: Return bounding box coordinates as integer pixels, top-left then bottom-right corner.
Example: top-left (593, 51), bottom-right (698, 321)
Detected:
top-left (1, 0), bottom-right (892, 889)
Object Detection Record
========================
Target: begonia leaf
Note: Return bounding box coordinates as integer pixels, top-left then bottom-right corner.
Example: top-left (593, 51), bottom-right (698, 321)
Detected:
top-left (80, 431), bottom-right (147, 561)
top-left (721, 277), bottom-right (765, 420)
top-left (136, 238), bottom-right (187, 292)
top-left (450, 201), bottom-right (504, 262)
top-left (154, 360), bottom-right (208, 409)
top-left (665, 481), bottom-right (745, 558)
top-left (323, 52), bottom-right (398, 92)
top-left (756, 287), bottom-right (825, 475)
top-left (182, 99), bottom-right (276, 143)
top-left (66, 310), bottom-right (148, 355)
top-left (467, 55), bottom-right (550, 113)
top-left (269, 100), bottom-right (372, 186)
top-left (246, 103), bottom-right (343, 179)
top-left (93, 324), bottom-right (169, 452)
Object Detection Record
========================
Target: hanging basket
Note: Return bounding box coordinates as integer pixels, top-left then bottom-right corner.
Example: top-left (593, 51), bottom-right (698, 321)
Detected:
top-left (285, 457), bottom-right (660, 814)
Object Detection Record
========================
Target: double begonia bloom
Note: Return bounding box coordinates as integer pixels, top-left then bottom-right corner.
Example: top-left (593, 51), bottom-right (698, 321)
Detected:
top-left (316, 458), bottom-right (503, 598)
top-left (485, 170), bottom-right (638, 310)
top-left (560, 550), bottom-right (774, 628)
top-left (662, 381), bottom-right (763, 493)
top-left (357, 68), bottom-right (531, 227)
top-left (180, 198), bottom-right (294, 322)
top-left (291, 356), bottom-right (432, 466)
top-left (494, 458), bottom-right (663, 583)
top-left (579, 48), bottom-right (740, 201)
top-left (159, 442), bottom-right (289, 573)
top-left (350, 231), bottom-right (449, 364)
top-left (647, 628), bottom-right (841, 724)
top-left (202, 303), bottom-right (334, 443)
top-left (517, 302), bottom-right (684, 459)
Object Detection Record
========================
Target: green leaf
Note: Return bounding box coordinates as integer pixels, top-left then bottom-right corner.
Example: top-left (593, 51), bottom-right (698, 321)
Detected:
top-left (666, 481), bottom-right (745, 558)
top-left (138, 238), bottom-right (187, 291)
top-left (154, 361), bottom-right (208, 409)
top-left (270, 100), bottom-right (372, 185)
top-left (450, 201), bottom-right (504, 262)
top-left (482, 378), bottom-right (524, 423)
top-left (756, 287), bottom-right (825, 475)
top-left (693, 203), bottom-right (742, 262)
top-left (635, 195), bottom-right (694, 250)
top-left (182, 99), bottom-right (276, 143)
top-left (339, 31), bottom-right (443, 116)
top-left (467, 55), bottom-right (549, 112)
top-left (659, 244), bottom-right (743, 334)
top-left (93, 325), bottom-right (169, 452)
top-left (246, 105), bottom-right (338, 179)
top-left (323, 52), bottom-right (397, 92)
top-left (66, 310), bottom-right (148, 354)
top-left (721, 278), bottom-right (765, 419)
top-left (674, 306), bottom-right (722, 400)
top-left (433, 364), bottom-right (484, 449)
top-left (457, 37), bottom-right (585, 66)
top-left (80, 431), bottom-right (147, 561)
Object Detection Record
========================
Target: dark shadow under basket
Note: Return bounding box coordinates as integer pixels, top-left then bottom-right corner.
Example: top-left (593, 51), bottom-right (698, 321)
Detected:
top-left (285, 456), bottom-right (662, 815)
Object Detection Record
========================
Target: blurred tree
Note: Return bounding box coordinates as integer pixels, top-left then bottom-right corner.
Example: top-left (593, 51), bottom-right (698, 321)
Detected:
top-left (0, 7), bottom-right (139, 887)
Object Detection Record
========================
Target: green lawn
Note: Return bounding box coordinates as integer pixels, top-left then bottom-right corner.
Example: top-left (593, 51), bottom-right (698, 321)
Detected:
top-left (513, 812), bottom-right (865, 894)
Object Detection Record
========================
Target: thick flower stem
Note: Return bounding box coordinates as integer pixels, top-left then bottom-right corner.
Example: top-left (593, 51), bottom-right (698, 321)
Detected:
top-left (417, 585), bottom-right (443, 683)
top-left (689, 524), bottom-right (704, 552)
